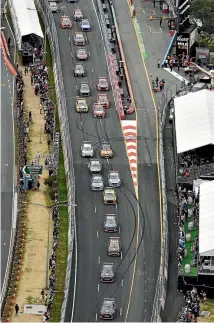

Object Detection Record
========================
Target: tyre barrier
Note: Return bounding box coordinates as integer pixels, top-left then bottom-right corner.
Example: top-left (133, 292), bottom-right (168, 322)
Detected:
top-left (0, 35), bottom-right (17, 76)
top-left (108, 53), bottom-right (125, 120)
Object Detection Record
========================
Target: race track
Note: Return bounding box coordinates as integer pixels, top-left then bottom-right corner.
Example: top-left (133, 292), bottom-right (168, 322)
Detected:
top-left (53, 0), bottom-right (147, 321)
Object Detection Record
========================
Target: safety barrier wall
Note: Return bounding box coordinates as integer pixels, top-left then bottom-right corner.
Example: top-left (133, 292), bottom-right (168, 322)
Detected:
top-left (96, 0), bottom-right (125, 119)
top-left (33, 1), bottom-right (76, 321)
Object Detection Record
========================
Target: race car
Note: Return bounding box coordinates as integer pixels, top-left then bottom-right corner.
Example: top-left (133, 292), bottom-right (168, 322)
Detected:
top-left (100, 142), bottom-right (113, 158)
top-left (104, 214), bottom-right (118, 232)
top-left (88, 159), bottom-right (102, 174)
top-left (73, 8), bottom-right (83, 21)
top-left (108, 171), bottom-right (121, 187)
top-left (93, 103), bottom-right (106, 118)
top-left (81, 141), bottom-right (94, 158)
top-left (100, 298), bottom-right (116, 320)
top-left (79, 82), bottom-right (91, 96)
top-left (74, 32), bottom-right (85, 46)
top-left (76, 48), bottom-right (88, 61)
top-left (74, 64), bottom-right (85, 77)
top-left (103, 187), bottom-right (117, 204)
top-left (100, 263), bottom-right (115, 283)
top-left (97, 77), bottom-right (109, 91)
top-left (97, 93), bottom-right (110, 108)
top-left (76, 98), bottom-right (88, 113)
top-left (107, 237), bottom-right (121, 257)
top-left (61, 16), bottom-right (72, 29)
top-left (80, 19), bottom-right (91, 31)
top-left (91, 175), bottom-right (104, 191)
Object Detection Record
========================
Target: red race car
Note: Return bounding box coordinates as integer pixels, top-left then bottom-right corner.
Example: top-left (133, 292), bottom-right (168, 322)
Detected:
top-left (97, 93), bottom-right (110, 109)
top-left (97, 77), bottom-right (109, 91)
top-left (93, 103), bottom-right (106, 118)
top-left (61, 16), bottom-right (72, 29)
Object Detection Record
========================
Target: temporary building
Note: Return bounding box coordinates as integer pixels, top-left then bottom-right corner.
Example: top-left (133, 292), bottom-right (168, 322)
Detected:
top-left (174, 90), bottom-right (214, 154)
top-left (8, 0), bottom-right (44, 50)
top-left (199, 180), bottom-right (214, 257)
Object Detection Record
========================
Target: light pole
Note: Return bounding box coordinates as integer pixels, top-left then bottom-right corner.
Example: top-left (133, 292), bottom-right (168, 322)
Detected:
top-left (27, 8), bottom-right (47, 62)
top-left (22, 201), bottom-right (77, 289)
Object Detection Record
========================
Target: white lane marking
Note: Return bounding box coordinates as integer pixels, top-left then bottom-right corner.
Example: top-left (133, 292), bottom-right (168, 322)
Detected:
top-left (76, 85), bottom-right (78, 90)
top-left (2, 242), bottom-right (6, 246)
top-left (3, 164), bottom-right (8, 166)
top-left (119, 226), bottom-right (121, 233)
top-left (120, 308), bottom-right (122, 316)
top-left (163, 67), bottom-right (189, 84)
top-left (88, 52), bottom-right (90, 57)
top-left (97, 284), bottom-right (100, 292)
top-left (144, 308), bottom-right (147, 312)
top-left (95, 313), bottom-right (98, 321)
top-left (71, 52), bottom-right (73, 58)
top-left (98, 256), bottom-right (100, 264)
top-left (106, 158), bottom-right (109, 164)
top-left (69, 36), bottom-right (70, 41)
top-left (97, 230), bottom-right (99, 238)
top-left (145, 299), bottom-right (147, 303)
top-left (99, 119), bottom-right (102, 124)
top-left (121, 279), bottom-right (123, 287)
top-left (115, 203), bottom-right (118, 209)
top-left (95, 206), bottom-right (97, 213)
top-left (120, 252), bottom-right (123, 259)
top-left (91, 68), bottom-right (93, 73)
top-left (94, 83), bottom-right (96, 89)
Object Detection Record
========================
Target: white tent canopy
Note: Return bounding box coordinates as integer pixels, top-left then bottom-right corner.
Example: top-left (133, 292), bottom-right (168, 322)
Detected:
top-left (174, 90), bottom-right (214, 154)
top-left (12, 0), bottom-right (44, 39)
top-left (199, 180), bottom-right (214, 257)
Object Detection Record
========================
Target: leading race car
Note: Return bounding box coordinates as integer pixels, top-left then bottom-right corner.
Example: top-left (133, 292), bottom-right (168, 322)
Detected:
top-left (93, 103), bottom-right (106, 118)
top-left (81, 141), bottom-right (94, 158)
top-left (100, 142), bottom-right (113, 159)
top-left (61, 16), bottom-right (72, 29)
top-left (76, 48), bottom-right (88, 61)
top-left (80, 19), bottom-right (91, 31)
top-left (73, 8), bottom-right (83, 21)
top-left (74, 32), bottom-right (85, 46)
top-left (76, 98), bottom-right (88, 113)
top-left (74, 64), bottom-right (85, 77)
top-left (108, 171), bottom-right (121, 187)
top-left (91, 175), bottom-right (104, 191)
top-left (103, 187), bottom-right (117, 205)
top-left (97, 77), bottom-right (109, 91)
top-left (97, 93), bottom-right (110, 109)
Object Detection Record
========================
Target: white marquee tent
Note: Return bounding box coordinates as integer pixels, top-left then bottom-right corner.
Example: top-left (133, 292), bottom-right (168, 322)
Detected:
top-left (8, 0), bottom-right (43, 49)
top-left (174, 90), bottom-right (214, 154)
top-left (199, 180), bottom-right (214, 257)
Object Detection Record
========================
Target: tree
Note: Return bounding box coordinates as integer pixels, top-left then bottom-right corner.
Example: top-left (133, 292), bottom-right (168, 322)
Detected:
top-left (190, 0), bottom-right (214, 34)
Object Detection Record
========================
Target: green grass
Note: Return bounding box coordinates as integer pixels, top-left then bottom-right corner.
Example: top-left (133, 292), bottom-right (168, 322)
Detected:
top-left (39, 14), bottom-right (69, 322)
top-left (181, 206), bottom-right (198, 277)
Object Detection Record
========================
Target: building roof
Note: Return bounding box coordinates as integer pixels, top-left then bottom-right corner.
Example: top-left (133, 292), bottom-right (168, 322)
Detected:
top-left (174, 90), bottom-right (214, 154)
top-left (199, 180), bottom-right (214, 257)
top-left (12, 0), bottom-right (43, 38)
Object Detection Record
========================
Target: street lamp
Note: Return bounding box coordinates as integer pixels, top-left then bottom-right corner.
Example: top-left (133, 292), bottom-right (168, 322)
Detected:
top-left (27, 8), bottom-right (47, 62)
top-left (22, 201), bottom-right (77, 288)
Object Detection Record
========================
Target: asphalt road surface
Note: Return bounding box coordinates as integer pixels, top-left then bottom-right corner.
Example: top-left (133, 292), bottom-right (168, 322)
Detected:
top-left (52, 1), bottom-right (149, 321)
top-left (112, 0), bottom-right (162, 320)
top-left (1, 50), bottom-right (14, 291)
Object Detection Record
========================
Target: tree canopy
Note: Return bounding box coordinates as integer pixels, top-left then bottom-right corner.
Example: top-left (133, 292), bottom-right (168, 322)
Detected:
top-left (190, 0), bottom-right (214, 34)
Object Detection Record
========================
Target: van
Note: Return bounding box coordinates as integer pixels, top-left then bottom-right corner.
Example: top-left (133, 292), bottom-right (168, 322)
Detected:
top-left (192, 82), bottom-right (207, 92)
top-left (49, 2), bottom-right (59, 12)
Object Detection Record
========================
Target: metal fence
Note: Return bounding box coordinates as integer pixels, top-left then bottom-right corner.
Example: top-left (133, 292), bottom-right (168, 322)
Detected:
top-left (33, 1), bottom-right (76, 321)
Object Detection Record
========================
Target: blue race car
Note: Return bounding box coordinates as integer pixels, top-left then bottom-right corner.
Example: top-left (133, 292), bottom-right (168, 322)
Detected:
top-left (80, 19), bottom-right (91, 31)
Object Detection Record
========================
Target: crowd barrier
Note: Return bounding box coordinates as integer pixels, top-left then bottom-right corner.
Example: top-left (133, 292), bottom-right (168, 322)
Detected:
top-left (0, 33), bottom-right (17, 76)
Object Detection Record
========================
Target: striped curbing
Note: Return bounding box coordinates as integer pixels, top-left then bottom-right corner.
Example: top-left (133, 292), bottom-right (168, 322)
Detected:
top-left (121, 120), bottom-right (138, 190)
